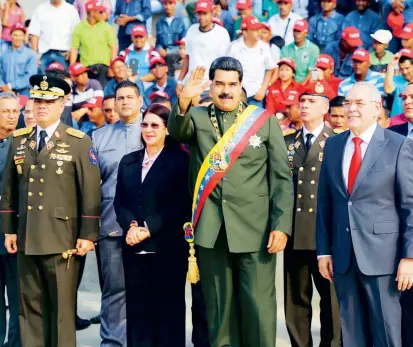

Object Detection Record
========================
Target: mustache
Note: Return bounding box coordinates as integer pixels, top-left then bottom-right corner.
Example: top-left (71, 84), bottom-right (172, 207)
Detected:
top-left (218, 93), bottom-right (233, 99)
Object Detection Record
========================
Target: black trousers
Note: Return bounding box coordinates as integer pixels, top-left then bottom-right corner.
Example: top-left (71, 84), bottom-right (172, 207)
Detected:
top-left (88, 64), bottom-right (109, 89)
top-left (284, 248), bottom-right (341, 347)
top-left (400, 287), bottom-right (413, 346)
top-left (122, 246), bottom-right (187, 347)
top-left (0, 254), bottom-right (21, 347)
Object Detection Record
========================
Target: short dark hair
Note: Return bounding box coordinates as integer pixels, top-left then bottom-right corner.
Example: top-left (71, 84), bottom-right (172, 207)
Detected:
top-left (329, 95), bottom-right (345, 113)
top-left (46, 69), bottom-right (70, 80)
top-left (103, 94), bottom-right (115, 103)
top-left (209, 57), bottom-right (243, 82)
top-left (151, 96), bottom-right (171, 105)
top-left (400, 56), bottom-right (413, 65)
top-left (114, 80), bottom-right (141, 98)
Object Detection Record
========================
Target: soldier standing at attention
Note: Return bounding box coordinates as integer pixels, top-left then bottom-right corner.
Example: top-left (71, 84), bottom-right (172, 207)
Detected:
top-left (0, 74), bottom-right (101, 347)
top-left (0, 92), bottom-right (21, 347)
top-left (168, 57), bottom-right (294, 347)
top-left (283, 80), bottom-right (341, 347)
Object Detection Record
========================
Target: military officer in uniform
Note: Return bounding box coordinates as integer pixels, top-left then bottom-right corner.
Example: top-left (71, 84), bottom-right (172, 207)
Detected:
top-left (0, 75), bottom-right (101, 347)
top-left (0, 92), bottom-right (21, 347)
top-left (283, 80), bottom-right (341, 347)
top-left (168, 57), bottom-right (294, 347)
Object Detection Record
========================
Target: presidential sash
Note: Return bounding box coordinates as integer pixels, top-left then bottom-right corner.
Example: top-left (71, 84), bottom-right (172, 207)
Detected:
top-left (184, 105), bottom-right (272, 283)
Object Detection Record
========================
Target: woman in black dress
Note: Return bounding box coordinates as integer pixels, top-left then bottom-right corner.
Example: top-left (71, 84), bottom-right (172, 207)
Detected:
top-left (114, 104), bottom-right (191, 347)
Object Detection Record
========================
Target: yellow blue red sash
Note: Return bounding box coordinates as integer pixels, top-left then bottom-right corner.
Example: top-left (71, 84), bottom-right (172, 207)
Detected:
top-left (184, 105), bottom-right (272, 242)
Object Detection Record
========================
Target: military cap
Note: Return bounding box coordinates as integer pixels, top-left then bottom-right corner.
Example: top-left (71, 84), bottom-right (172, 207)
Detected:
top-left (29, 74), bottom-right (71, 101)
top-left (300, 80), bottom-right (336, 101)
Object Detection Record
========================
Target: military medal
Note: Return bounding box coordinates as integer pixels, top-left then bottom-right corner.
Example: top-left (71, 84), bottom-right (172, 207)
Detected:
top-left (319, 140), bottom-right (325, 149)
top-left (16, 151), bottom-right (25, 155)
top-left (20, 138), bottom-right (27, 145)
top-left (249, 135), bottom-right (261, 148)
top-left (56, 148), bottom-right (69, 154)
top-left (288, 144), bottom-right (295, 151)
top-left (57, 142), bottom-right (70, 148)
top-left (29, 141), bottom-right (36, 150)
top-left (55, 131), bottom-right (61, 139)
top-left (47, 141), bottom-right (54, 151)
top-left (319, 153), bottom-right (323, 162)
top-left (294, 141), bottom-right (301, 148)
top-left (56, 160), bottom-right (64, 175)
top-left (17, 145), bottom-right (26, 151)
top-left (16, 165), bottom-right (22, 175)
top-left (50, 153), bottom-right (72, 161)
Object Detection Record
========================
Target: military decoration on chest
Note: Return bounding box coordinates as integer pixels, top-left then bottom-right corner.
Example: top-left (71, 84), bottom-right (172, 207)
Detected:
top-left (12, 127), bottom-right (33, 175)
top-left (287, 131), bottom-right (301, 174)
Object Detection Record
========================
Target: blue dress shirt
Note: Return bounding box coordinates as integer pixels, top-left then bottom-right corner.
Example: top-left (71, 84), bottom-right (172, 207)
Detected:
top-left (308, 11), bottom-right (345, 51)
top-left (323, 40), bottom-right (354, 79)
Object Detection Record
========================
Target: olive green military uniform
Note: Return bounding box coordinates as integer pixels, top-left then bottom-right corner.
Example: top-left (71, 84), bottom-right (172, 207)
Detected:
top-left (0, 122), bottom-right (101, 347)
top-left (283, 126), bottom-right (341, 347)
top-left (168, 103), bottom-right (294, 347)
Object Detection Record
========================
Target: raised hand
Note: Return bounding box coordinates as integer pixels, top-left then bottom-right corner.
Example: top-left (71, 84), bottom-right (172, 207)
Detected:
top-left (178, 66), bottom-right (211, 113)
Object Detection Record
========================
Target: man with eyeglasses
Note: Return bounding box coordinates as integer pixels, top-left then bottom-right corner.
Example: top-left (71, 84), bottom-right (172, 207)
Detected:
top-left (71, 0), bottom-right (118, 89)
top-left (388, 82), bottom-right (413, 347)
top-left (0, 74), bottom-right (101, 347)
top-left (317, 82), bottom-right (413, 347)
top-left (92, 80), bottom-right (143, 347)
top-left (0, 92), bottom-right (21, 347)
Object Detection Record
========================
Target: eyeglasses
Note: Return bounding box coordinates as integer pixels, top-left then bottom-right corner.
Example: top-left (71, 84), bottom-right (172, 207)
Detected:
top-left (141, 122), bottom-right (162, 129)
top-left (0, 109), bottom-right (20, 116)
top-left (342, 100), bottom-right (378, 108)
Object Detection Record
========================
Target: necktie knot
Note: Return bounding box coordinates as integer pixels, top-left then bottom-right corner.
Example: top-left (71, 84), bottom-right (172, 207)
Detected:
top-left (352, 137), bottom-right (363, 147)
top-left (40, 130), bottom-right (47, 140)
top-left (305, 133), bottom-right (314, 151)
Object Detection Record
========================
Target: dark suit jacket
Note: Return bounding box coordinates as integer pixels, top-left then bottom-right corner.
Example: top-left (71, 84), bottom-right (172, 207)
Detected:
top-left (388, 122), bottom-right (409, 137)
top-left (316, 125), bottom-right (413, 276)
top-left (114, 142), bottom-right (191, 254)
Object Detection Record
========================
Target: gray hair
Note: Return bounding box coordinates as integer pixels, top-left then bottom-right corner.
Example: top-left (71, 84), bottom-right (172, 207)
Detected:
top-left (0, 92), bottom-right (19, 101)
top-left (350, 82), bottom-right (382, 102)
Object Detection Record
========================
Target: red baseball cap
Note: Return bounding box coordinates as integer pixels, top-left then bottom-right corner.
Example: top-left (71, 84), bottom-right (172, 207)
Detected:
top-left (149, 91), bottom-right (170, 101)
top-left (236, 0), bottom-right (252, 10)
top-left (351, 48), bottom-right (370, 62)
top-left (399, 23), bottom-right (413, 40)
top-left (277, 57), bottom-right (296, 72)
top-left (293, 19), bottom-right (308, 33)
top-left (341, 26), bottom-right (363, 47)
top-left (85, 0), bottom-right (106, 12)
top-left (110, 56), bottom-right (125, 68)
top-left (83, 97), bottom-right (103, 109)
top-left (11, 23), bottom-right (27, 34)
top-left (275, 0), bottom-right (292, 3)
top-left (18, 95), bottom-right (29, 108)
top-left (212, 17), bottom-right (224, 26)
top-left (194, 0), bottom-right (214, 13)
top-left (241, 16), bottom-right (265, 30)
top-left (301, 80), bottom-right (336, 101)
top-left (149, 56), bottom-right (167, 69)
top-left (387, 11), bottom-right (404, 37)
top-left (68, 62), bottom-right (89, 77)
top-left (400, 48), bottom-right (413, 59)
top-left (132, 25), bottom-right (147, 37)
top-left (281, 90), bottom-right (299, 106)
top-left (315, 54), bottom-right (334, 70)
top-left (46, 62), bottom-right (65, 72)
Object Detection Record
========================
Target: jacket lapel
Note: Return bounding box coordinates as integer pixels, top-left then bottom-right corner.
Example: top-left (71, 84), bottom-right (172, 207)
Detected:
top-left (337, 130), bottom-right (350, 198)
top-left (292, 131), bottom-right (306, 160)
top-left (351, 126), bottom-right (388, 196)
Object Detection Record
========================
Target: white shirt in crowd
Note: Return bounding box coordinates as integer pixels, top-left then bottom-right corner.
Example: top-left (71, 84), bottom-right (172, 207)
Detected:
top-left (268, 11), bottom-right (302, 47)
top-left (29, 0), bottom-right (80, 54)
top-left (226, 38), bottom-right (276, 97)
top-left (293, 0), bottom-right (309, 19)
top-left (184, 23), bottom-right (231, 84)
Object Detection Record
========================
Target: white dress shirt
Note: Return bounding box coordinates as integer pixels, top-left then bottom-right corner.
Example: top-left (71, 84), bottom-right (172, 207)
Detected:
top-left (318, 122), bottom-right (377, 259)
top-left (302, 122), bottom-right (324, 146)
top-left (408, 122), bottom-right (413, 139)
top-left (28, 1), bottom-right (80, 54)
top-left (36, 120), bottom-right (61, 151)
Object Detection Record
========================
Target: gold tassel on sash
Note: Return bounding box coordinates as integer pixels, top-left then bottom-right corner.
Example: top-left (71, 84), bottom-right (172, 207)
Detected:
top-left (184, 222), bottom-right (200, 283)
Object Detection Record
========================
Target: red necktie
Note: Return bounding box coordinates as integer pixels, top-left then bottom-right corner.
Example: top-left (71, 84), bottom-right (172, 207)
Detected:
top-left (348, 137), bottom-right (363, 195)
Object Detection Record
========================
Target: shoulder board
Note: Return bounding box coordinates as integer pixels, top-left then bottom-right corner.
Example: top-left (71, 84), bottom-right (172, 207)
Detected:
top-left (66, 128), bottom-right (85, 139)
top-left (13, 127), bottom-right (33, 137)
top-left (283, 129), bottom-right (296, 137)
top-left (333, 129), bottom-right (344, 134)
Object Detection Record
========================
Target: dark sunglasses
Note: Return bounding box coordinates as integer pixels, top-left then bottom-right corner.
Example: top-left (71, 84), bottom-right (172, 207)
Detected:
top-left (141, 122), bottom-right (162, 129)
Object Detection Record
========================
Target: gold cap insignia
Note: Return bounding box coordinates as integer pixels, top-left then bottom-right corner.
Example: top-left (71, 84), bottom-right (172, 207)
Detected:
top-left (40, 76), bottom-right (49, 91)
